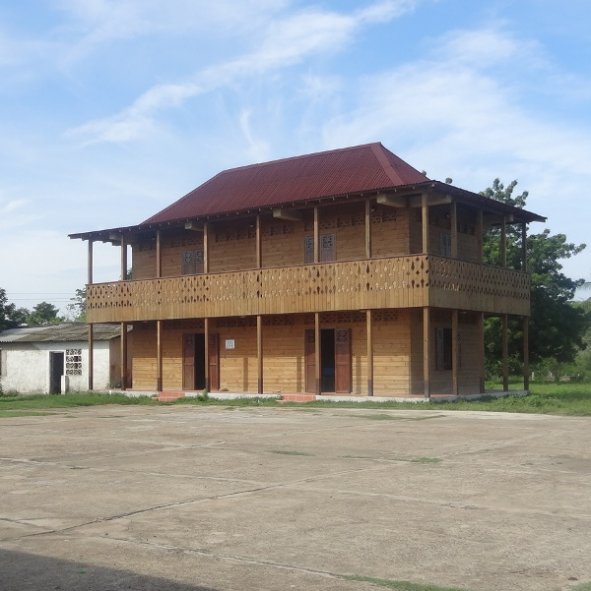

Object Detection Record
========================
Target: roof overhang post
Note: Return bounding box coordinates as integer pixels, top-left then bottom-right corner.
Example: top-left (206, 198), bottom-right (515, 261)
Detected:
top-left (500, 216), bottom-right (507, 267)
top-left (421, 193), bottom-right (430, 254)
top-left (203, 222), bottom-right (209, 274)
top-left (450, 200), bottom-right (458, 259)
top-left (365, 200), bottom-right (372, 259)
top-left (156, 230), bottom-right (162, 278)
top-left (120, 234), bottom-right (128, 280)
top-left (88, 324), bottom-right (94, 391)
top-left (476, 210), bottom-right (484, 263)
top-left (87, 240), bottom-right (94, 286)
top-left (521, 222), bottom-right (527, 272)
top-left (256, 214), bottom-right (262, 269)
top-left (313, 207), bottom-right (320, 263)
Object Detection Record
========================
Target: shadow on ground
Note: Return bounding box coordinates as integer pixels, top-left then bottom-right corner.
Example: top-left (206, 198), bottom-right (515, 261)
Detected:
top-left (0, 548), bottom-right (217, 591)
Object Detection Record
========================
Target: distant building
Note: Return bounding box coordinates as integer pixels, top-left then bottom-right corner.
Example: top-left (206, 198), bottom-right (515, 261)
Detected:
top-left (70, 143), bottom-right (545, 397)
top-left (0, 323), bottom-right (127, 394)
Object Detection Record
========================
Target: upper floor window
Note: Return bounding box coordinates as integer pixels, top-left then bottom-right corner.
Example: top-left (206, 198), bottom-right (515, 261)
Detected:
top-left (439, 232), bottom-right (452, 257)
top-left (304, 234), bottom-right (336, 263)
top-left (182, 249), bottom-right (204, 274)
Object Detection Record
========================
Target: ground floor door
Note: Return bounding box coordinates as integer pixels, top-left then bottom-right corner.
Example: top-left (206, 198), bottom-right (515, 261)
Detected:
top-left (49, 351), bottom-right (64, 394)
top-left (182, 333), bottom-right (220, 391)
top-left (304, 328), bottom-right (351, 393)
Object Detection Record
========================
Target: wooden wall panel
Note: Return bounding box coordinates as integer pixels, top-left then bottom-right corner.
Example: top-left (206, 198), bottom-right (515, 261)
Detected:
top-left (209, 220), bottom-right (257, 273)
top-left (372, 207), bottom-right (411, 258)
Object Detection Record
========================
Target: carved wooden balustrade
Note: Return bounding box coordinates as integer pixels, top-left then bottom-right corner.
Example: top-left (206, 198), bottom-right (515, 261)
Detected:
top-left (86, 255), bottom-right (530, 323)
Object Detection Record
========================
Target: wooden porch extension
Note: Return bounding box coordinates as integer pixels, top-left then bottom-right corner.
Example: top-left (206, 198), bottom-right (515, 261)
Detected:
top-left (85, 254), bottom-right (530, 324)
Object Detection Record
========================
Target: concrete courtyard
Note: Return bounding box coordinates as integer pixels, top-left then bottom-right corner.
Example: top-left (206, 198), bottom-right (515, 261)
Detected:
top-left (1, 405), bottom-right (590, 591)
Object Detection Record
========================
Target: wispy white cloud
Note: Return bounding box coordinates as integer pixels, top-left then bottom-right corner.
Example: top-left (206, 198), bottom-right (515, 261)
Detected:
top-left (66, 0), bottom-right (420, 145)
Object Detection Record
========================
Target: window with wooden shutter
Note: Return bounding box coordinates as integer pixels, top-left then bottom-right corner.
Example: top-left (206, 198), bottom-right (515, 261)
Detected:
top-left (435, 327), bottom-right (452, 370)
top-left (181, 249), bottom-right (204, 274)
top-left (320, 233), bottom-right (336, 262)
top-left (304, 235), bottom-right (314, 264)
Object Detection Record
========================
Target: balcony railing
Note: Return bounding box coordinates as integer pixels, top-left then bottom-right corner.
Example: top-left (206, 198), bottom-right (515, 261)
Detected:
top-left (86, 255), bottom-right (530, 323)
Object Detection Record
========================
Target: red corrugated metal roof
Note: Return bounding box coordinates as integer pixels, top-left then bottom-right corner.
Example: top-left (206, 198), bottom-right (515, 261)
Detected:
top-left (142, 143), bottom-right (429, 224)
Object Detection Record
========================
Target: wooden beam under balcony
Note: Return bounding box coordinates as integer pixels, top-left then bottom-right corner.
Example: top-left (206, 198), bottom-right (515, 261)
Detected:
top-left (376, 194), bottom-right (407, 208)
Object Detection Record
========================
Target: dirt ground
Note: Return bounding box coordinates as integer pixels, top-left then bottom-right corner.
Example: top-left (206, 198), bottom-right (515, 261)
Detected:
top-left (1, 405), bottom-right (590, 591)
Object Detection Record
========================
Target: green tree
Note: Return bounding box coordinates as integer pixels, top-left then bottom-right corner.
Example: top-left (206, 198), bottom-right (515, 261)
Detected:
top-left (67, 288), bottom-right (87, 322)
top-left (481, 179), bottom-right (590, 373)
top-left (0, 288), bottom-right (16, 331)
top-left (27, 302), bottom-right (63, 326)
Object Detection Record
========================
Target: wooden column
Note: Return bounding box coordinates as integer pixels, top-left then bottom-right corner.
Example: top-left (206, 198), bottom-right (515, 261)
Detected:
top-left (423, 307), bottom-right (430, 399)
top-left (156, 230), bottom-right (162, 278)
top-left (120, 234), bottom-right (127, 280)
top-left (87, 240), bottom-right (94, 391)
top-left (203, 222), bottom-right (209, 273)
top-left (87, 240), bottom-right (94, 285)
top-left (478, 312), bottom-right (485, 393)
top-left (476, 210), bottom-right (484, 263)
top-left (451, 310), bottom-right (459, 395)
top-left (255, 215), bottom-right (262, 269)
top-left (502, 314), bottom-right (509, 391)
top-left (313, 207), bottom-right (320, 263)
top-left (314, 312), bottom-right (321, 396)
top-left (366, 309), bottom-right (373, 396)
top-left (204, 318), bottom-right (210, 390)
top-left (521, 222), bottom-right (527, 271)
top-left (450, 201), bottom-right (458, 258)
top-left (365, 200), bottom-right (372, 259)
top-left (523, 316), bottom-right (530, 391)
top-left (120, 322), bottom-right (127, 390)
top-left (88, 324), bottom-right (94, 391)
top-left (156, 320), bottom-right (163, 392)
top-left (500, 216), bottom-right (507, 267)
top-left (421, 193), bottom-right (430, 254)
top-left (257, 315), bottom-right (263, 394)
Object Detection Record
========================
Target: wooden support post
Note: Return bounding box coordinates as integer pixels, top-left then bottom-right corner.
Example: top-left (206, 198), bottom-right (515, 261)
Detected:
top-left (423, 307), bottom-right (430, 399)
top-left (255, 214), bottom-right (262, 269)
top-left (366, 309), bottom-right (373, 396)
top-left (120, 234), bottom-right (127, 280)
top-left (500, 216), bottom-right (507, 267)
top-left (421, 193), bottom-right (429, 254)
top-left (87, 240), bottom-right (94, 285)
top-left (478, 312), bottom-right (485, 393)
top-left (257, 315), bottom-right (263, 394)
top-left (88, 324), bottom-right (94, 391)
top-left (203, 222), bottom-right (209, 273)
top-left (156, 320), bottom-right (163, 392)
top-left (476, 210), bottom-right (484, 263)
top-left (204, 318), bottom-right (210, 390)
top-left (156, 230), bottom-right (162, 278)
top-left (365, 200), bottom-right (372, 259)
top-left (313, 207), bottom-right (319, 263)
top-left (120, 322), bottom-right (127, 390)
top-left (451, 309), bottom-right (459, 395)
top-left (521, 222), bottom-right (527, 272)
top-left (523, 316), bottom-right (530, 391)
top-left (450, 200), bottom-right (458, 258)
top-left (502, 314), bottom-right (509, 391)
top-left (314, 312), bottom-right (321, 396)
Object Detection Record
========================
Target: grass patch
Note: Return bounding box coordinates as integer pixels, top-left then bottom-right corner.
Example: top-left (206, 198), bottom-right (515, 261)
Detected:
top-left (0, 410), bottom-right (51, 418)
top-left (573, 583), bottom-right (591, 590)
top-left (410, 456), bottom-right (441, 464)
top-left (0, 393), bottom-right (157, 412)
top-left (270, 449), bottom-right (313, 456)
top-left (344, 575), bottom-right (467, 591)
top-left (1, 382), bottom-right (590, 416)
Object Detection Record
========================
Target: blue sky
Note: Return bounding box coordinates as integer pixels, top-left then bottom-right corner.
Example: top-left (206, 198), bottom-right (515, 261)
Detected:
top-left (1, 0), bottom-right (590, 313)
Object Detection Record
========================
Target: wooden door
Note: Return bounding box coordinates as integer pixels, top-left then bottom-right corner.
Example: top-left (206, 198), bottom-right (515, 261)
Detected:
top-left (182, 334), bottom-right (195, 390)
top-left (335, 328), bottom-right (352, 393)
top-left (208, 333), bottom-right (220, 391)
top-left (304, 329), bottom-right (315, 393)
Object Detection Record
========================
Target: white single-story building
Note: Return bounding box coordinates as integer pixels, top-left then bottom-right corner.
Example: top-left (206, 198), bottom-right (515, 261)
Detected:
top-left (0, 323), bottom-right (128, 394)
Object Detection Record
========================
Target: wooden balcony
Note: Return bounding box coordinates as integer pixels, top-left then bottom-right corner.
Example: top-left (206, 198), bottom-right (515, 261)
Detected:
top-left (86, 255), bottom-right (530, 323)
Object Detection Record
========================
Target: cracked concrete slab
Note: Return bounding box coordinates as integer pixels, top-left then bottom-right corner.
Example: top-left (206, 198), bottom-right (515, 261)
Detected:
top-left (1, 405), bottom-right (590, 590)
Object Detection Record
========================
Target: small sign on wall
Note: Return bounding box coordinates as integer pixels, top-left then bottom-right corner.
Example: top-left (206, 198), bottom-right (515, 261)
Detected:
top-left (225, 339), bottom-right (235, 350)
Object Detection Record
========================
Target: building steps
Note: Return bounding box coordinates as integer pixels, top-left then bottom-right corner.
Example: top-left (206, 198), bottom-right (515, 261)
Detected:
top-left (155, 391), bottom-right (186, 403)
top-left (280, 393), bottom-right (317, 403)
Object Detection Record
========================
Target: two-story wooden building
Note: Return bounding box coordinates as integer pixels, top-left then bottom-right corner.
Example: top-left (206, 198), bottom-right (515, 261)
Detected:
top-left (70, 143), bottom-right (545, 398)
